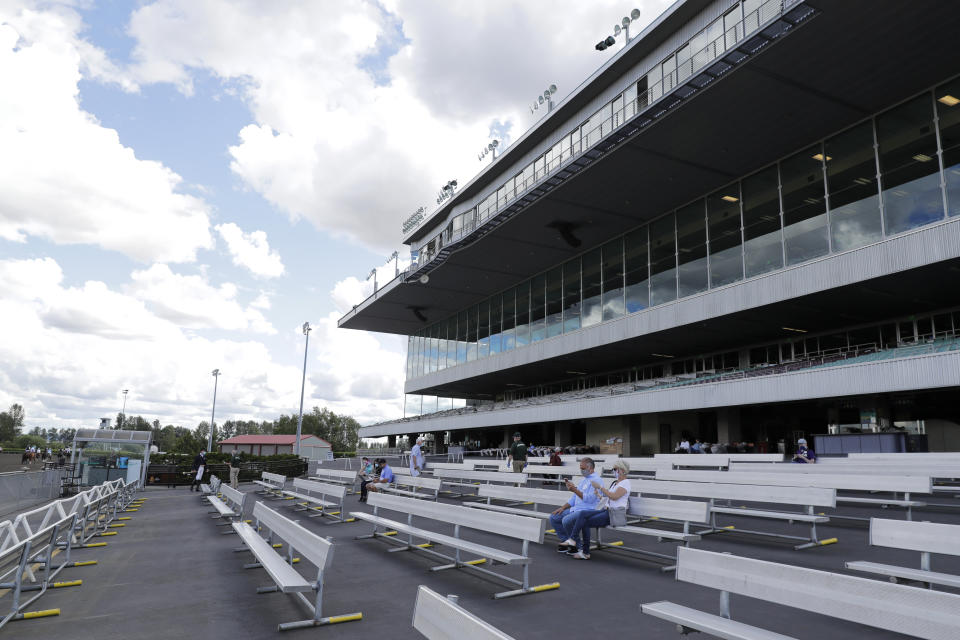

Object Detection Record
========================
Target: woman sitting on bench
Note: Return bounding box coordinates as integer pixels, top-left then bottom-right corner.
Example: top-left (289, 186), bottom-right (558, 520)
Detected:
top-left (564, 460), bottom-right (631, 560)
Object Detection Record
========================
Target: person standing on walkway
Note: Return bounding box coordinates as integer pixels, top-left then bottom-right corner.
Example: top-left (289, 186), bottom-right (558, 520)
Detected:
top-left (228, 453), bottom-right (240, 489)
top-left (410, 436), bottom-right (426, 477)
top-left (506, 432), bottom-right (527, 473)
top-left (190, 450), bottom-right (206, 491)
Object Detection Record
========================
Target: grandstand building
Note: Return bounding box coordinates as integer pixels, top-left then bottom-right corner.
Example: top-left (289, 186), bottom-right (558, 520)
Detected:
top-left (340, 0), bottom-right (960, 454)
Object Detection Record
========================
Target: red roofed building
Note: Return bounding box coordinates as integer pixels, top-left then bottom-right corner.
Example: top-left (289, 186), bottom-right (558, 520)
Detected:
top-left (218, 434), bottom-right (332, 460)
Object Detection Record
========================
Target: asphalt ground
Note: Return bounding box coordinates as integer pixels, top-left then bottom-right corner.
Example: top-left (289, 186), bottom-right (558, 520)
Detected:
top-left (9, 470), bottom-right (960, 640)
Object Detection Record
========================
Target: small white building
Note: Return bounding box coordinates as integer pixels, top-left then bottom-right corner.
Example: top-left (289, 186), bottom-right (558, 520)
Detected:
top-left (218, 434), bottom-right (332, 461)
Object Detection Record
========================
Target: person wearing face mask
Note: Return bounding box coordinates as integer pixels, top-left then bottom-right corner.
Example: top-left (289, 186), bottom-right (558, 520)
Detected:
top-left (564, 459), bottom-right (631, 560)
top-left (550, 458), bottom-right (602, 555)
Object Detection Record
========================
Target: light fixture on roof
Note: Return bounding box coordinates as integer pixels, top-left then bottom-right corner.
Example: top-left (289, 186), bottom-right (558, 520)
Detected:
top-left (812, 153), bottom-right (832, 162)
top-left (436, 179), bottom-right (459, 205)
top-left (478, 139), bottom-right (501, 163)
top-left (367, 267), bottom-right (378, 293)
top-left (531, 84), bottom-right (558, 116)
top-left (938, 95), bottom-right (959, 106)
top-left (912, 153), bottom-right (934, 163)
top-left (595, 8), bottom-right (641, 51)
top-left (782, 327), bottom-right (808, 333)
top-left (721, 195), bottom-right (739, 202)
top-left (651, 353), bottom-right (673, 358)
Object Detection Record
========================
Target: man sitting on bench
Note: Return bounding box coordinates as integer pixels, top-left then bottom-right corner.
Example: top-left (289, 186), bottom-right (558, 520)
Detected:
top-left (360, 458), bottom-right (394, 503)
top-left (550, 457), bottom-right (602, 554)
top-left (792, 438), bottom-right (817, 464)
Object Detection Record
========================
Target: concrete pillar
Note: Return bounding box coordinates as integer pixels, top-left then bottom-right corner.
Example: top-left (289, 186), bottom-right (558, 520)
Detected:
top-left (387, 435), bottom-right (396, 448)
top-left (554, 423), bottom-right (571, 447)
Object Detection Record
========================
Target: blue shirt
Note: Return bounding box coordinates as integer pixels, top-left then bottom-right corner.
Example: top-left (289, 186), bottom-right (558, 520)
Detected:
top-left (567, 471), bottom-right (602, 512)
top-left (793, 446), bottom-right (817, 463)
top-left (379, 464), bottom-right (395, 482)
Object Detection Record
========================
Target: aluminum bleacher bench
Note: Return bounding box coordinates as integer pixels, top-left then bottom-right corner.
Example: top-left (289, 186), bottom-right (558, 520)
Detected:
top-left (433, 469), bottom-right (527, 497)
top-left (413, 585), bottom-right (515, 640)
top-left (280, 478), bottom-right (351, 522)
top-left (641, 546), bottom-right (960, 640)
top-left (207, 484), bottom-right (245, 531)
top-left (253, 471), bottom-right (286, 497)
top-left (631, 479), bottom-right (837, 550)
top-left (232, 502), bottom-right (362, 632)
top-left (846, 518), bottom-right (960, 589)
top-left (658, 469), bottom-right (929, 520)
top-left (310, 469), bottom-right (359, 493)
top-left (379, 475), bottom-right (441, 500)
top-left (200, 475), bottom-right (221, 497)
top-left (352, 492), bottom-right (556, 599)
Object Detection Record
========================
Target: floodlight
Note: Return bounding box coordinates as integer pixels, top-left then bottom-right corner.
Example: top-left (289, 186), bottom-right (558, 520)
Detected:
top-left (451, 180), bottom-right (457, 187)
top-left (622, 17), bottom-right (630, 27)
top-left (538, 95), bottom-right (544, 104)
top-left (419, 274), bottom-right (430, 284)
top-left (613, 24), bottom-right (621, 36)
top-left (604, 36), bottom-right (615, 47)
top-left (491, 140), bottom-right (499, 148)
top-left (631, 8), bottom-right (641, 20)
top-left (548, 85), bottom-right (557, 94)
top-left (595, 40), bottom-right (606, 51)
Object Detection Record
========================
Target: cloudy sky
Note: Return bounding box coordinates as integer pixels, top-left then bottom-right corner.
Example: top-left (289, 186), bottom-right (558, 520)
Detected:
top-left (0, 0), bottom-right (671, 430)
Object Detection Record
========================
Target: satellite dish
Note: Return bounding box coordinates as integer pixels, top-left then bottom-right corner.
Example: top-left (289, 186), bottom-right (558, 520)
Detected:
top-left (549, 84), bottom-right (557, 94)
top-left (613, 24), bottom-right (621, 36)
top-left (622, 17), bottom-right (631, 28)
top-left (631, 8), bottom-right (641, 20)
top-left (419, 274), bottom-right (430, 285)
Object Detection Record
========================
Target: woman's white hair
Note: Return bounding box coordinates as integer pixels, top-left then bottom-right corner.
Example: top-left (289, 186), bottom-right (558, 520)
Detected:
top-left (612, 459), bottom-right (630, 475)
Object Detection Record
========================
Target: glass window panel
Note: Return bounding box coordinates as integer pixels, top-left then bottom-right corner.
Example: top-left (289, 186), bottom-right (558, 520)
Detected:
top-left (415, 332), bottom-right (424, 377)
top-left (676, 201), bottom-right (708, 297)
top-left (581, 249), bottom-right (603, 326)
top-left (430, 324), bottom-right (441, 373)
top-left (741, 166), bottom-right (783, 277)
top-left (708, 188), bottom-right (744, 287)
top-left (782, 145), bottom-right (829, 265)
top-left (501, 289), bottom-right (516, 351)
top-left (406, 335), bottom-right (413, 379)
top-left (446, 317), bottom-right (458, 368)
top-left (489, 295), bottom-right (502, 355)
top-left (563, 258), bottom-right (581, 332)
top-left (661, 55), bottom-right (676, 93)
top-left (917, 316), bottom-right (933, 341)
top-left (466, 305), bottom-right (478, 361)
top-left (437, 321), bottom-right (447, 371)
top-left (530, 274), bottom-right (546, 342)
top-left (624, 82), bottom-right (637, 120)
top-left (457, 310), bottom-right (468, 363)
top-left (515, 283), bottom-right (531, 347)
top-left (724, 6), bottom-right (742, 49)
top-left (933, 312), bottom-right (952, 337)
top-left (602, 238), bottom-right (625, 321)
top-left (546, 267), bottom-right (563, 337)
top-left (935, 79), bottom-right (960, 217)
top-left (624, 227), bottom-right (649, 313)
top-left (477, 301), bottom-right (490, 359)
top-left (898, 319), bottom-right (916, 344)
top-left (878, 94), bottom-right (943, 234)
top-left (650, 214), bottom-right (677, 306)
top-left (826, 121), bottom-right (883, 251)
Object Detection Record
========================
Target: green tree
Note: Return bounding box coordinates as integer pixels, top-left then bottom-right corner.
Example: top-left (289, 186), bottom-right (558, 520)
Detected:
top-left (0, 403), bottom-right (25, 442)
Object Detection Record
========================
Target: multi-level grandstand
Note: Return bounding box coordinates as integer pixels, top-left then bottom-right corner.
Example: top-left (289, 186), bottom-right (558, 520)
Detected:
top-left (340, 0), bottom-right (960, 454)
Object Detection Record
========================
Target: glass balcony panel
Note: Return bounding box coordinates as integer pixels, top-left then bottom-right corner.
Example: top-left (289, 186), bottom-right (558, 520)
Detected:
top-left (581, 248), bottom-right (603, 327)
top-left (782, 145), bottom-right (829, 265)
top-left (676, 200), bottom-right (708, 297)
top-left (515, 283), bottom-right (531, 347)
top-left (563, 258), bottom-right (581, 332)
top-left (489, 295), bottom-right (502, 355)
top-left (501, 288), bottom-right (516, 352)
top-left (878, 94), bottom-right (944, 235)
top-left (936, 79), bottom-right (960, 217)
top-left (826, 121), bottom-right (883, 252)
top-left (650, 213), bottom-right (677, 306)
top-left (741, 166), bottom-right (783, 277)
top-left (708, 188), bottom-right (744, 287)
top-left (602, 238), bottom-right (625, 321)
top-left (546, 267), bottom-right (563, 337)
top-left (477, 300), bottom-right (490, 359)
top-left (530, 274), bottom-right (546, 342)
top-left (466, 305), bottom-right (478, 361)
top-left (624, 227), bottom-right (649, 313)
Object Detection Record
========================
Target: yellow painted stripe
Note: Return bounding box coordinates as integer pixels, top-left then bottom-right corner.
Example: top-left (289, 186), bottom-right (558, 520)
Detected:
top-left (383, 531), bottom-right (397, 536)
top-left (85, 542), bottom-right (108, 548)
top-left (328, 613), bottom-right (363, 624)
top-left (284, 496), bottom-right (295, 500)
top-left (108, 524), bottom-right (125, 528)
top-left (328, 511), bottom-right (340, 516)
top-left (546, 529), bottom-right (555, 534)
top-left (532, 582), bottom-right (560, 592)
top-left (98, 531), bottom-right (118, 537)
top-left (464, 559), bottom-right (486, 565)
top-left (23, 609), bottom-right (60, 619)
top-left (415, 543), bottom-right (433, 548)
top-left (244, 519), bottom-right (252, 523)
top-left (649, 516), bottom-right (659, 520)
top-left (819, 538), bottom-right (839, 546)
top-left (52, 580), bottom-right (82, 588)
top-left (272, 543), bottom-right (283, 549)
top-left (292, 558), bottom-right (300, 563)
top-left (117, 517), bottom-right (132, 521)
top-left (73, 560), bottom-right (98, 567)
top-left (522, 501), bottom-right (534, 505)
top-left (607, 541), bottom-right (624, 546)
top-left (344, 518), bottom-right (356, 523)
top-left (124, 509), bottom-right (138, 512)
top-left (723, 526), bottom-right (735, 530)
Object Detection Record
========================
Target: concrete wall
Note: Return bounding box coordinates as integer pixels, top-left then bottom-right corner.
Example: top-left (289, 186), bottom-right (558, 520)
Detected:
top-left (925, 419), bottom-right (960, 452)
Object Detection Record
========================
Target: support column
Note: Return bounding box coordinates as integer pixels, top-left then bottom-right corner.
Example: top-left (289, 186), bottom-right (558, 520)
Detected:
top-left (717, 407), bottom-right (742, 445)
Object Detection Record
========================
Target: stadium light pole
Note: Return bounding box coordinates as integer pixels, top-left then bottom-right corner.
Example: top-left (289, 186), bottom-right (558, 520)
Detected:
top-left (295, 322), bottom-right (312, 457)
top-left (207, 369), bottom-right (220, 452)
top-left (120, 389), bottom-right (128, 429)
top-left (367, 268), bottom-right (378, 293)
top-left (390, 251), bottom-right (399, 277)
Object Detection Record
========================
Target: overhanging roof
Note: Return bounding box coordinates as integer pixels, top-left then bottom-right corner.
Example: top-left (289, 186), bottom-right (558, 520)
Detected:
top-left (340, 1), bottom-right (960, 335)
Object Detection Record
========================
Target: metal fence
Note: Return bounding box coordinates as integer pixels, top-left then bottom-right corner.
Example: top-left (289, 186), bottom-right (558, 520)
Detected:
top-left (0, 469), bottom-right (64, 518)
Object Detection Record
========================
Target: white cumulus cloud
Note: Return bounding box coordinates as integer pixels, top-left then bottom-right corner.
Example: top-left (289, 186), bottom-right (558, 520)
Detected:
top-left (216, 222), bottom-right (285, 278)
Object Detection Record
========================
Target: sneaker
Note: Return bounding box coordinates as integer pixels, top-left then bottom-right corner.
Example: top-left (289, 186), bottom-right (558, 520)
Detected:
top-left (556, 543), bottom-right (575, 553)
top-left (570, 551), bottom-right (591, 560)
top-left (562, 538), bottom-right (577, 547)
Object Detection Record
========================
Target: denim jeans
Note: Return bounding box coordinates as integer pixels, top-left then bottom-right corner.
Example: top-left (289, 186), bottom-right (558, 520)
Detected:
top-left (568, 509), bottom-right (610, 551)
top-left (548, 510), bottom-right (583, 541)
